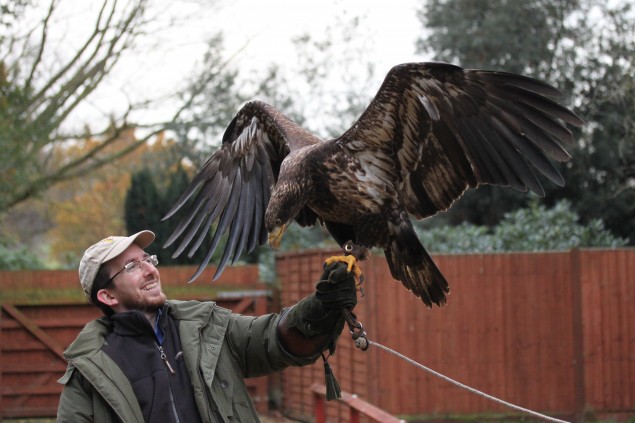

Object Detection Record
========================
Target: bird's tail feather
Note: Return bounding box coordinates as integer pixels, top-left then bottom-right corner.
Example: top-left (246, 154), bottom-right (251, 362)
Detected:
top-left (385, 231), bottom-right (449, 308)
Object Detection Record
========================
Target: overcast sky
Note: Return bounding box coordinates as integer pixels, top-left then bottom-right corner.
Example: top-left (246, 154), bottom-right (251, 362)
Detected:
top-left (22, 0), bottom-right (428, 129)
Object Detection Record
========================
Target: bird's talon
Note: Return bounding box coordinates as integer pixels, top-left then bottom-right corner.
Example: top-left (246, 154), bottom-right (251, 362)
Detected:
top-left (324, 254), bottom-right (364, 283)
top-left (324, 255), bottom-right (356, 272)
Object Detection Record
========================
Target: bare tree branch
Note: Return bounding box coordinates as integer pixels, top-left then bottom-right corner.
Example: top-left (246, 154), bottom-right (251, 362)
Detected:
top-left (0, 0), bottom-right (244, 214)
top-left (0, 0), bottom-right (154, 211)
top-left (24, 0), bottom-right (56, 92)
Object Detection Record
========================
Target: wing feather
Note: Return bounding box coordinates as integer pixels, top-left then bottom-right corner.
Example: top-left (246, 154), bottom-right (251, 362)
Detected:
top-left (246, 159), bottom-right (265, 254)
top-left (193, 168), bottom-right (243, 281)
top-left (162, 100), bottom-right (317, 282)
top-left (486, 98), bottom-right (572, 162)
top-left (337, 62), bottom-right (583, 219)
top-left (461, 117), bottom-right (523, 188)
top-left (232, 174), bottom-right (257, 263)
top-left (182, 167), bottom-right (236, 257)
top-left (212, 170), bottom-right (248, 278)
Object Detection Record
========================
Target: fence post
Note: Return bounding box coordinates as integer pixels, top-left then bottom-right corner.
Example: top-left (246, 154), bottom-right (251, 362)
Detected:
top-left (350, 408), bottom-right (360, 423)
top-left (570, 248), bottom-right (586, 421)
top-left (313, 385), bottom-right (326, 423)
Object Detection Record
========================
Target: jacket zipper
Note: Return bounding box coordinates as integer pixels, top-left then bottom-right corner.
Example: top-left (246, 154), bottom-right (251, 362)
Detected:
top-left (157, 344), bottom-right (176, 374)
top-left (157, 343), bottom-right (181, 422)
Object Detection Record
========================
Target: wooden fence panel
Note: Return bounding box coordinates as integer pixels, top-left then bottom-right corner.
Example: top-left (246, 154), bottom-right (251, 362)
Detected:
top-left (0, 265), bottom-right (271, 419)
top-left (0, 303), bottom-right (100, 417)
top-left (580, 249), bottom-right (635, 415)
top-left (363, 252), bottom-right (577, 417)
top-left (2, 249), bottom-right (634, 421)
top-left (277, 248), bottom-right (635, 422)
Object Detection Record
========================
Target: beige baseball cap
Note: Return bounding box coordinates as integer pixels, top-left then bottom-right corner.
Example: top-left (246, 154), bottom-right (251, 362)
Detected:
top-left (79, 230), bottom-right (155, 299)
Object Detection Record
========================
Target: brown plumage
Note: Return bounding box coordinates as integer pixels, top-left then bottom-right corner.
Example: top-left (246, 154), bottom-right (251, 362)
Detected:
top-left (163, 62), bottom-right (584, 307)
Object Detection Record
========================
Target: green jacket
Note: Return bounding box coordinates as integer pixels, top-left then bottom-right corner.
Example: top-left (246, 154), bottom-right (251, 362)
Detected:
top-left (56, 300), bottom-right (318, 422)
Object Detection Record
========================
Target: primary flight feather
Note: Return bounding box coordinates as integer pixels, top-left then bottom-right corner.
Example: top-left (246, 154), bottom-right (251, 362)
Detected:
top-left (163, 62), bottom-right (584, 307)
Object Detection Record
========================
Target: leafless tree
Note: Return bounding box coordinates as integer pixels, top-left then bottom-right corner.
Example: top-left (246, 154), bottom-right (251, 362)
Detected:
top-left (0, 0), bottom-right (235, 213)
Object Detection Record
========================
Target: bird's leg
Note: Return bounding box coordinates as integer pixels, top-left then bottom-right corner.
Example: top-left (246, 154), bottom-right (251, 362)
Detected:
top-left (323, 241), bottom-right (366, 288)
top-left (323, 241), bottom-right (370, 351)
top-left (324, 254), bottom-right (363, 280)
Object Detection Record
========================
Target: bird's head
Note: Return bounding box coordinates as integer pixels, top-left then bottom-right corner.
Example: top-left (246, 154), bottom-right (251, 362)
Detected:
top-left (265, 195), bottom-right (297, 250)
top-left (264, 181), bottom-right (307, 250)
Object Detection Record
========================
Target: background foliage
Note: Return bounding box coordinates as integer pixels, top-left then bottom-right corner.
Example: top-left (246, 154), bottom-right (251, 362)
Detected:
top-left (416, 0), bottom-right (635, 244)
top-left (416, 200), bottom-right (627, 253)
top-left (0, 0), bottom-right (632, 272)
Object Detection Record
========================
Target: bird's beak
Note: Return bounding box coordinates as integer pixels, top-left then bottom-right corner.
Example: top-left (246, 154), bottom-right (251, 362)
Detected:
top-left (268, 224), bottom-right (288, 250)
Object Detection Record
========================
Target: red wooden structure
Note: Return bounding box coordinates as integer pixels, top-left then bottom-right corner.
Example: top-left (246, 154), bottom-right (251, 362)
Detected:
top-left (311, 383), bottom-right (404, 423)
top-left (0, 265), bottom-right (270, 419)
top-left (277, 248), bottom-right (635, 422)
top-left (1, 249), bottom-right (634, 421)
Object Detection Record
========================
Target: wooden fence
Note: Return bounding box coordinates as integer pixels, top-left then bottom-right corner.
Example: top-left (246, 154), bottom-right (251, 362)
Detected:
top-left (0, 264), bottom-right (270, 419)
top-left (277, 248), bottom-right (635, 422)
top-left (1, 249), bottom-right (634, 421)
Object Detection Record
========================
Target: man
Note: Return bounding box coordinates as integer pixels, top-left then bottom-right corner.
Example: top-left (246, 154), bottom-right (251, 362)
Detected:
top-left (57, 230), bottom-right (357, 422)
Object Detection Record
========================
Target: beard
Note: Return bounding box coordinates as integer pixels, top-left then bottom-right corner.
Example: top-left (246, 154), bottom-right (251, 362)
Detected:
top-left (117, 289), bottom-right (167, 314)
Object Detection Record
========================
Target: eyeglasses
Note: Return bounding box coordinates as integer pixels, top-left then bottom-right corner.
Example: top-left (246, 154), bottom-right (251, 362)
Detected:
top-left (108, 254), bottom-right (159, 283)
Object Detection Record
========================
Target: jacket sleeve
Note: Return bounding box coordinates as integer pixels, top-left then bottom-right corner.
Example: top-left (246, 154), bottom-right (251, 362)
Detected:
top-left (224, 311), bottom-right (318, 378)
top-left (56, 368), bottom-right (97, 423)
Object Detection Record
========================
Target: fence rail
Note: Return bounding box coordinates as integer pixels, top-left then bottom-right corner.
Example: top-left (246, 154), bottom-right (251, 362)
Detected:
top-left (311, 383), bottom-right (404, 423)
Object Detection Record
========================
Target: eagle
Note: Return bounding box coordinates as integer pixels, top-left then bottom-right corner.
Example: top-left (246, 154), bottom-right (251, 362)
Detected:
top-left (162, 62), bottom-right (583, 308)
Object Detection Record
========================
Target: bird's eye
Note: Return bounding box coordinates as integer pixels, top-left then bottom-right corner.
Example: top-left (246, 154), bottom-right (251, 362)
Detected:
top-left (275, 218), bottom-right (282, 226)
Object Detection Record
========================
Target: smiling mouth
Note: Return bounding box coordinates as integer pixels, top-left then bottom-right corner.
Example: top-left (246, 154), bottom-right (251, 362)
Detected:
top-left (141, 282), bottom-right (159, 291)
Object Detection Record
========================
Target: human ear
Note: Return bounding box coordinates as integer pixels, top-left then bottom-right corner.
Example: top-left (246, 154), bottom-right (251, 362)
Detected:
top-left (97, 289), bottom-right (118, 307)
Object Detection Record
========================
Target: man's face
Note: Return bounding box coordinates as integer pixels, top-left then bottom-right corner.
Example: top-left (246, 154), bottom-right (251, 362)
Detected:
top-left (103, 244), bottom-right (167, 314)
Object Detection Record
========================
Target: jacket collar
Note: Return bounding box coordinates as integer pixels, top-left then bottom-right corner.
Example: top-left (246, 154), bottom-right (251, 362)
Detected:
top-left (108, 305), bottom-right (168, 338)
top-left (167, 299), bottom-right (216, 324)
top-left (63, 317), bottom-right (112, 360)
top-left (63, 300), bottom-right (219, 360)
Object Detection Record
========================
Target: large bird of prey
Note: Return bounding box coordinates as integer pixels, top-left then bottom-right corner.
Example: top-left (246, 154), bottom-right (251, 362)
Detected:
top-left (163, 62), bottom-right (583, 308)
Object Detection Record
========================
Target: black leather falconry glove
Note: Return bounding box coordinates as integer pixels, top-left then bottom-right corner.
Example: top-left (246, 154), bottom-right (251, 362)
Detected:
top-left (278, 260), bottom-right (358, 401)
top-left (281, 261), bottom-right (358, 354)
top-left (315, 261), bottom-right (358, 310)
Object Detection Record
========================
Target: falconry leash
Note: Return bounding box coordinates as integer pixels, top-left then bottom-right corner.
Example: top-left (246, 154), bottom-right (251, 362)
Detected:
top-left (341, 311), bottom-right (569, 423)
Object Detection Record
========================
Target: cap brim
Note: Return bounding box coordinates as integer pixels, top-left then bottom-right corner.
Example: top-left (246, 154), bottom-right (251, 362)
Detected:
top-left (103, 230), bottom-right (155, 263)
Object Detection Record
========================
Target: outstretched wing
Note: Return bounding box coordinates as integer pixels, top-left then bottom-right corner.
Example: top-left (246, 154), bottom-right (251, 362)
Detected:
top-left (162, 101), bottom-right (319, 282)
top-left (340, 62), bottom-right (584, 219)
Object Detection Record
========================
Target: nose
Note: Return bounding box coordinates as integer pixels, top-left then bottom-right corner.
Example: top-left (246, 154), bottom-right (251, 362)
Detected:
top-left (139, 259), bottom-right (157, 274)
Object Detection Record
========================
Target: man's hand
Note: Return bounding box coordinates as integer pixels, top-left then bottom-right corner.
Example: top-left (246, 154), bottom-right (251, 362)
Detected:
top-left (315, 261), bottom-right (358, 310)
top-left (277, 261), bottom-right (359, 357)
